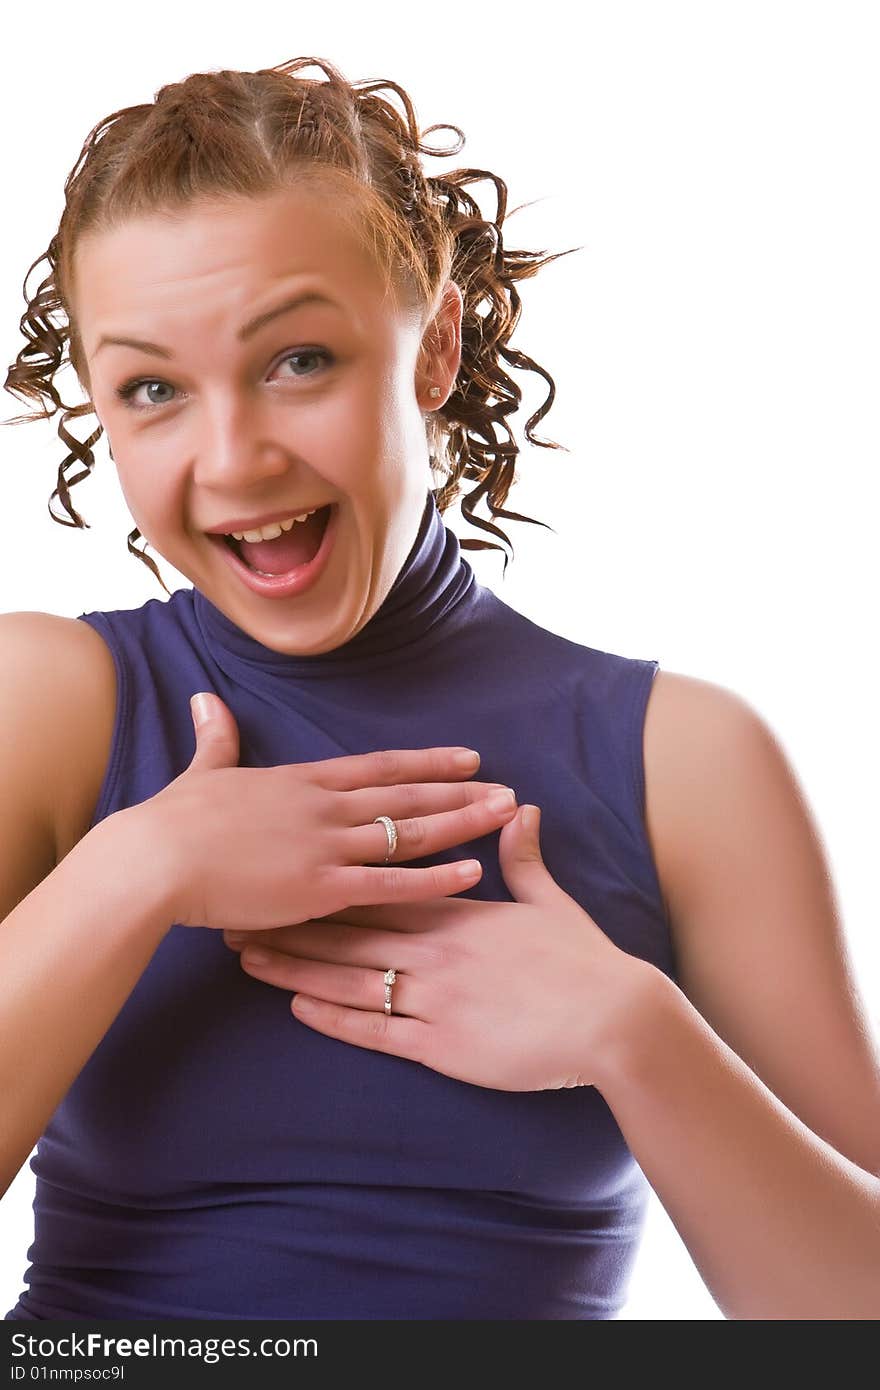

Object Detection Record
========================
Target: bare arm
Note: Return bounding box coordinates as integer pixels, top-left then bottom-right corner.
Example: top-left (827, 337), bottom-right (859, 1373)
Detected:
top-left (0, 808), bottom-right (173, 1197)
top-left (0, 611), bottom-right (174, 1198)
top-left (595, 971), bottom-right (880, 1319)
top-left (594, 671), bottom-right (880, 1318)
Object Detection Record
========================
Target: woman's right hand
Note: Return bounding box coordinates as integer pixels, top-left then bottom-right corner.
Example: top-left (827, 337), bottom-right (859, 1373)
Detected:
top-left (132, 691), bottom-right (519, 933)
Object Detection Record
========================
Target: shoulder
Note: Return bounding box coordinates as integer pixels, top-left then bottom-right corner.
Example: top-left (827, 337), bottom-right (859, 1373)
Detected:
top-left (641, 666), bottom-right (818, 950)
top-left (641, 670), bottom-right (880, 1179)
top-left (482, 597), bottom-right (665, 730)
top-left (0, 611), bottom-right (117, 865)
top-left (642, 667), bottom-right (762, 785)
top-left (642, 663), bottom-right (788, 776)
top-left (641, 669), bottom-right (791, 925)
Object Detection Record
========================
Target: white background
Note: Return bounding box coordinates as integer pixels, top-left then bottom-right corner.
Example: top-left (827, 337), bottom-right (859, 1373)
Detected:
top-left (1, 0), bottom-right (878, 1322)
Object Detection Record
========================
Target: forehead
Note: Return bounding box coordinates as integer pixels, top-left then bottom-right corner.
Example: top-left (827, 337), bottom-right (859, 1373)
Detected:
top-left (74, 186), bottom-right (397, 343)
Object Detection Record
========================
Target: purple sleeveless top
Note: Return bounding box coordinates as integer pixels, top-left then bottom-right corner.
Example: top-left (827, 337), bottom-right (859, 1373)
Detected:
top-left (5, 487), bottom-right (675, 1320)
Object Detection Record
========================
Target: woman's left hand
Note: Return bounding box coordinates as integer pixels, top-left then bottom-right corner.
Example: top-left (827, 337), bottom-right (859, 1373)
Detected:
top-left (223, 805), bottom-right (661, 1092)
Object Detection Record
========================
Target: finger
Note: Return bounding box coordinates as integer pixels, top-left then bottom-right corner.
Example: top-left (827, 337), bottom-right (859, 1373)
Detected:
top-left (323, 895), bottom-right (486, 929)
top-left (327, 857), bottom-right (483, 905)
top-left (240, 952), bottom-right (424, 1019)
top-left (222, 914), bottom-right (396, 951)
top-left (236, 921), bottom-right (416, 964)
top-left (221, 896), bottom-right (475, 952)
top-left (289, 992), bottom-right (431, 1064)
top-left (338, 787), bottom-right (517, 868)
top-left (313, 746), bottom-right (481, 793)
top-left (329, 778), bottom-right (512, 826)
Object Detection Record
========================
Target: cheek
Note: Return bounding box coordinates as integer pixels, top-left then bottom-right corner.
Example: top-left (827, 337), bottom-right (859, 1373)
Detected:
top-left (311, 392), bottom-right (390, 493)
top-left (114, 459), bottom-right (184, 541)
top-left (379, 367), bottom-right (426, 457)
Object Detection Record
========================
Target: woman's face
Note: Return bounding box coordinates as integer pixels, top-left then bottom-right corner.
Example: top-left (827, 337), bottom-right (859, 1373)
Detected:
top-left (73, 185), bottom-right (462, 655)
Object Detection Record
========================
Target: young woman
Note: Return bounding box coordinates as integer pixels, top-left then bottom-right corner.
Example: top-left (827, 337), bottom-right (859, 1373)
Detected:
top-left (2, 55), bottom-right (878, 1321)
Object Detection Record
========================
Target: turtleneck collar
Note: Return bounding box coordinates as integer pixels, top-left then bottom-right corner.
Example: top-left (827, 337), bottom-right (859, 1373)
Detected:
top-left (190, 486), bottom-right (477, 678)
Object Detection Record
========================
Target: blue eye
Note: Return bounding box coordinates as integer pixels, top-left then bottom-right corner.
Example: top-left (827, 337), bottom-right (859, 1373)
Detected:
top-left (276, 348), bottom-right (332, 380)
top-left (116, 379), bottom-right (176, 410)
top-left (115, 348), bottom-right (334, 412)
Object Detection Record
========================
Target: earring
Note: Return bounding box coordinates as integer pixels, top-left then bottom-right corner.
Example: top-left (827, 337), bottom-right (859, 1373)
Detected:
top-left (429, 386), bottom-right (441, 399)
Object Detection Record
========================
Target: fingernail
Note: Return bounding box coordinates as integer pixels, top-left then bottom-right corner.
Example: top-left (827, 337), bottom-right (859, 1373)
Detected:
top-left (456, 859), bottom-right (482, 880)
top-left (191, 692), bottom-right (212, 728)
top-left (454, 749), bottom-right (480, 769)
top-left (487, 788), bottom-right (516, 813)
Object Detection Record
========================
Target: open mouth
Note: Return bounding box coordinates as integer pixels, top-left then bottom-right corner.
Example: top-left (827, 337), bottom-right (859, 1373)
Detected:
top-left (208, 502), bottom-right (339, 600)
top-left (220, 503), bottom-right (333, 576)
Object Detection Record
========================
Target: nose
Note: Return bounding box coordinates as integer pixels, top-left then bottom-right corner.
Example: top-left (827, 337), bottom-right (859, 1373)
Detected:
top-left (191, 396), bottom-right (295, 492)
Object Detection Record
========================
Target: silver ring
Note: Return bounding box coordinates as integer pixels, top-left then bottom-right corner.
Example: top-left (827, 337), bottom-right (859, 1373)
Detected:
top-left (383, 968), bottom-right (397, 1015)
top-left (371, 815), bottom-right (398, 864)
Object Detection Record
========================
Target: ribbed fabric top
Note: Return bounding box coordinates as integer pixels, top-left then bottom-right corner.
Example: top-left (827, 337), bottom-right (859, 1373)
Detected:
top-left (6, 486), bottom-right (675, 1321)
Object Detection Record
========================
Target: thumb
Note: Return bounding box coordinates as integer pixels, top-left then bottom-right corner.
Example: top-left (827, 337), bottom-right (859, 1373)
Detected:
top-left (189, 691), bottom-right (240, 769)
top-left (497, 804), bottom-right (558, 907)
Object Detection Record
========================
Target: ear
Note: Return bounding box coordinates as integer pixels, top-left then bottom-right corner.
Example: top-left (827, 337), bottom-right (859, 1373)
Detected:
top-left (416, 279), bottom-right (463, 410)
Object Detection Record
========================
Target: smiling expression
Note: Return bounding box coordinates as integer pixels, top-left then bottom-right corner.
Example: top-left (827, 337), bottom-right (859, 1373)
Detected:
top-left (71, 184), bottom-right (462, 655)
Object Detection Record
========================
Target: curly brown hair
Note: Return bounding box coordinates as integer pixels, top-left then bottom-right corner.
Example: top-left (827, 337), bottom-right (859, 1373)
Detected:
top-left (2, 55), bottom-right (581, 595)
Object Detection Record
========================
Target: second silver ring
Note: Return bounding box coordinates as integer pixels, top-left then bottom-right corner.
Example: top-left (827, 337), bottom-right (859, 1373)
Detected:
top-left (371, 815), bottom-right (398, 864)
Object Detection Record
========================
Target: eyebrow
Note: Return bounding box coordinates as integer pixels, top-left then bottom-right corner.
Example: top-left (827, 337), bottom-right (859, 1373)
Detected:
top-left (93, 291), bottom-right (341, 358)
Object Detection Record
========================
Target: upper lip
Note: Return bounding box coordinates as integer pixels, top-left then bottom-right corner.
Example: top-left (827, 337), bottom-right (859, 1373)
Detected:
top-left (204, 502), bottom-right (333, 535)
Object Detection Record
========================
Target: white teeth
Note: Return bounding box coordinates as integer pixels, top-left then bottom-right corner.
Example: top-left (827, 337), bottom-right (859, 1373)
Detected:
top-left (227, 508), bottom-right (319, 543)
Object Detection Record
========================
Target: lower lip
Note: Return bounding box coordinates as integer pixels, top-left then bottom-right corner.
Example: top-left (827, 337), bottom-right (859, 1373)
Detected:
top-left (209, 505), bottom-right (339, 600)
